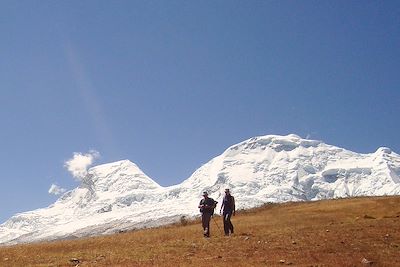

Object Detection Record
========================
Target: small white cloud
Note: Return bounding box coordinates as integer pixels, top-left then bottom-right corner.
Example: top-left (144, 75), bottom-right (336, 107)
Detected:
top-left (64, 150), bottom-right (100, 180)
top-left (306, 134), bottom-right (311, 139)
top-left (48, 183), bottom-right (66, 195)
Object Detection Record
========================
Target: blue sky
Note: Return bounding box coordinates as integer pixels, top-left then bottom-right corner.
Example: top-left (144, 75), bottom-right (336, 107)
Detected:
top-left (1, 1), bottom-right (399, 223)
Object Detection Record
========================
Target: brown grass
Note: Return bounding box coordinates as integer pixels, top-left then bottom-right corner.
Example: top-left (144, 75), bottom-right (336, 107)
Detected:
top-left (1, 196), bottom-right (400, 266)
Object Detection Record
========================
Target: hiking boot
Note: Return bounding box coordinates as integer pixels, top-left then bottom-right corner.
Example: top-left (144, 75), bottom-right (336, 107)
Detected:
top-left (203, 228), bottom-right (210, 237)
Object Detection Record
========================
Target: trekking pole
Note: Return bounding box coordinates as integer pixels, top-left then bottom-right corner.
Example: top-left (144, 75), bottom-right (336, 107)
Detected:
top-left (212, 215), bottom-right (223, 235)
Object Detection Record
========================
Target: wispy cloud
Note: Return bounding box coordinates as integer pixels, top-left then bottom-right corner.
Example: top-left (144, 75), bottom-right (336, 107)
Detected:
top-left (48, 183), bottom-right (66, 196)
top-left (64, 150), bottom-right (100, 180)
top-left (64, 42), bottom-right (118, 157)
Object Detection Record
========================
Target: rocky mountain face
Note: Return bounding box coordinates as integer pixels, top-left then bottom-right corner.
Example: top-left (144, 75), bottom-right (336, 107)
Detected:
top-left (1, 134), bottom-right (399, 245)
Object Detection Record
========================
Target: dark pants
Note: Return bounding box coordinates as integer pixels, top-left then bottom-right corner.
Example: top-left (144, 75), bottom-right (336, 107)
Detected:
top-left (223, 212), bottom-right (234, 235)
top-left (202, 212), bottom-right (212, 237)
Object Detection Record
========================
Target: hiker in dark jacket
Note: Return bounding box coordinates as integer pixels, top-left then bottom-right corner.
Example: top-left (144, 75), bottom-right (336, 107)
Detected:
top-left (198, 191), bottom-right (217, 237)
top-left (220, 188), bottom-right (236, 236)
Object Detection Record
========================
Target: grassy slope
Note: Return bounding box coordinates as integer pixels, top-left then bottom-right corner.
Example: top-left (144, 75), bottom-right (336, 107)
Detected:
top-left (0, 196), bottom-right (399, 267)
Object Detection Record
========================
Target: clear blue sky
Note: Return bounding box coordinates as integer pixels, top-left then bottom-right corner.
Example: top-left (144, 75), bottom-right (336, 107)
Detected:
top-left (1, 1), bottom-right (399, 223)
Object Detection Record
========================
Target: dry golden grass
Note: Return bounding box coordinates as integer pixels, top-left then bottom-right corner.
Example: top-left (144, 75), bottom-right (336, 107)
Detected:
top-left (1, 196), bottom-right (400, 266)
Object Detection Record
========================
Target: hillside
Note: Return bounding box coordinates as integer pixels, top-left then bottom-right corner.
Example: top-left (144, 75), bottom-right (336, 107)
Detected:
top-left (1, 134), bottom-right (400, 245)
top-left (1, 196), bottom-right (399, 266)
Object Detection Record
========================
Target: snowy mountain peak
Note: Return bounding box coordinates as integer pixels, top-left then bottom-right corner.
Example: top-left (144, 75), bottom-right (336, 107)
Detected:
top-left (224, 134), bottom-right (322, 157)
top-left (83, 159), bottom-right (161, 192)
top-left (375, 147), bottom-right (392, 155)
top-left (1, 134), bottom-right (400, 245)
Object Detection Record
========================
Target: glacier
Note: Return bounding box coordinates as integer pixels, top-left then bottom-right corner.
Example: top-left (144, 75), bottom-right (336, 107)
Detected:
top-left (1, 134), bottom-right (400, 245)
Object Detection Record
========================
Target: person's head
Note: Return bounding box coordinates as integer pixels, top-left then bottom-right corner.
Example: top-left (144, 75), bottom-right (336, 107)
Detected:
top-left (225, 188), bottom-right (230, 195)
top-left (202, 191), bottom-right (209, 198)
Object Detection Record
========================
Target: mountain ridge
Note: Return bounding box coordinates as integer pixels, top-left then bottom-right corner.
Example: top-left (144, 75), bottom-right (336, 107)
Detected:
top-left (1, 134), bottom-right (399, 245)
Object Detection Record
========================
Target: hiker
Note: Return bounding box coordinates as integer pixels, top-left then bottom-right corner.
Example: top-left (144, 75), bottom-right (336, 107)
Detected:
top-left (220, 188), bottom-right (235, 236)
top-left (198, 191), bottom-right (217, 237)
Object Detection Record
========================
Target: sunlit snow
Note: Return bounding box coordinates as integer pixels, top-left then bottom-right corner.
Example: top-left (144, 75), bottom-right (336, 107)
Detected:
top-left (1, 134), bottom-right (399, 245)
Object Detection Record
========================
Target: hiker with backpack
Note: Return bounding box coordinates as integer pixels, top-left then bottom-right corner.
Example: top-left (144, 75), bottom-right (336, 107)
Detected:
top-left (198, 191), bottom-right (217, 237)
top-left (220, 188), bottom-right (236, 236)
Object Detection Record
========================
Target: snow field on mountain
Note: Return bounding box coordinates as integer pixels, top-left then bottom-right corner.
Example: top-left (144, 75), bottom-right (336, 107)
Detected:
top-left (1, 134), bottom-right (400, 244)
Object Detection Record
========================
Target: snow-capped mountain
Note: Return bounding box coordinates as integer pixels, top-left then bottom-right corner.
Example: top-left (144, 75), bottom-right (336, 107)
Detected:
top-left (1, 134), bottom-right (400, 245)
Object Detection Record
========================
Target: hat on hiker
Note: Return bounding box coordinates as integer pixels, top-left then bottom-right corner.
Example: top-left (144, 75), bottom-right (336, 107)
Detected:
top-left (202, 191), bottom-right (208, 196)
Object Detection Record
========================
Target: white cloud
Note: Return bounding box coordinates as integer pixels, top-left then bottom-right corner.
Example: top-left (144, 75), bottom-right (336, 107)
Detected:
top-left (48, 184), bottom-right (66, 195)
top-left (64, 150), bottom-right (100, 180)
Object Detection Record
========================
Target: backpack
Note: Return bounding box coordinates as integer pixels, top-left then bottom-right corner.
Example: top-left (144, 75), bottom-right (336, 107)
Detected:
top-left (210, 199), bottom-right (218, 215)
